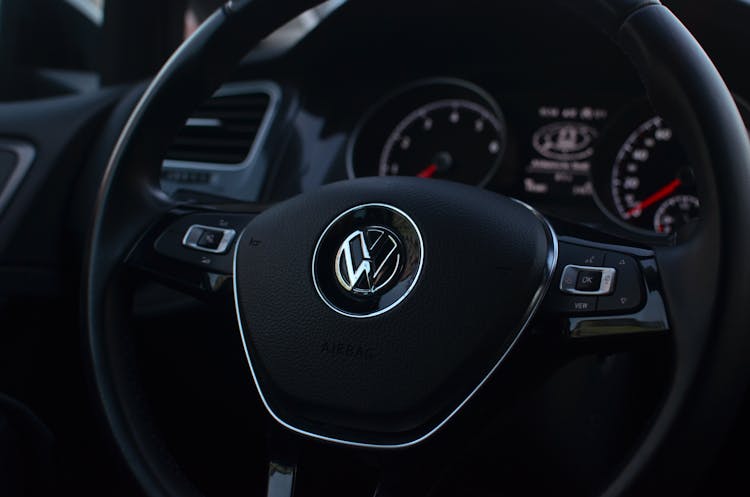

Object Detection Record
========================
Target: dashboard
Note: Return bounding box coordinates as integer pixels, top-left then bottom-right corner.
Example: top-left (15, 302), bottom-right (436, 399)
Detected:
top-left (163, 73), bottom-right (749, 242)
top-left (344, 78), bottom-right (750, 237)
top-left (158, 0), bottom-right (750, 246)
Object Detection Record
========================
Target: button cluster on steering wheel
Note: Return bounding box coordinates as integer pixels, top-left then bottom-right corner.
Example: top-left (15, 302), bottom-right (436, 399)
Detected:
top-left (545, 242), bottom-right (645, 316)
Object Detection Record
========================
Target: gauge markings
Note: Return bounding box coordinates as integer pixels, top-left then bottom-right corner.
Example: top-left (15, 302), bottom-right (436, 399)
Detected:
top-left (378, 98), bottom-right (505, 185)
top-left (347, 79), bottom-right (506, 186)
top-left (625, 177), bottom-right (682, 218)
top-left (609, 116), bottom-right (699, 233)
top-left (654, 195), bottom-right (700, 233)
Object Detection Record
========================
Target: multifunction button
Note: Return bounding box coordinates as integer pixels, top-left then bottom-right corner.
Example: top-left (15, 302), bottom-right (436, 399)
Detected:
top-left (598, 253), bottom-right (641, 313)
top-left (150, 213), bottom-right (253, 276)
top-left (560, 265), bottom-right (616, 295)
top-left (577, 270), bottom-right (601, 291)
top-left (182, 225), bottom-right (236, 254)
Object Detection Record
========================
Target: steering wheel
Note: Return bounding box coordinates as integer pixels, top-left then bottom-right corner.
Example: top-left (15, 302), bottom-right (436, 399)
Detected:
top-left (84, 0), bottom-right (750, 495)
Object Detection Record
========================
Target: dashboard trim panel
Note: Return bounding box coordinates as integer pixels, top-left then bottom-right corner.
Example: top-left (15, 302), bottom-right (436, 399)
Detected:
top-left (0, 140), bottom-right (36, 217)
top-left (161, 80), bottom-right (282, 201)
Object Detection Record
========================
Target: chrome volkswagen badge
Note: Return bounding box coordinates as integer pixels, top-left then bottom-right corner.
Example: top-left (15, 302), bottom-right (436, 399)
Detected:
top-left (312, 204), bottom-right (423, 318)
top-left (335, 228), bottom-right (401, 295)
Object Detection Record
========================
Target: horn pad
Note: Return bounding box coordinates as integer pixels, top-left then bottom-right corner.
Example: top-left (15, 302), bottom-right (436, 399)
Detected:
top-left (312, 203), bottom-right (423, 319)
top-left (233, 177), bottom-right (556, 446)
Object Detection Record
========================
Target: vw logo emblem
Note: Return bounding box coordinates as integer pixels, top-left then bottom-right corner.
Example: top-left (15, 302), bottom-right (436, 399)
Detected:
top-left (335, 228), bottom-right (402, 295)
top-left (312, 204), bottom-right (423, 318)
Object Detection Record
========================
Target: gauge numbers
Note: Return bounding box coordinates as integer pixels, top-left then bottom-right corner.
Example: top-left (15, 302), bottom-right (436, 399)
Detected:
top-left (378, 99), bottom-right (505, 185)
top-left (610, 116), bottom-right (699, 233)
top-left (653, 194), bottom-right (700, 234)
top-left (348, 79), bottom-right (507, 187)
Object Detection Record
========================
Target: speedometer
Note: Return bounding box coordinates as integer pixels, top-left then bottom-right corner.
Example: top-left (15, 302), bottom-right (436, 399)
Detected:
top-left (594, 98), bottom-right (750, 236)
top-left (609, 116), bottom-right (699, 233)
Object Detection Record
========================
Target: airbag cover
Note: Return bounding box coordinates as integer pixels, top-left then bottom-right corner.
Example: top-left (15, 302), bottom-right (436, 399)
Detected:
top-left (234, 177), bottom-right (555, 445)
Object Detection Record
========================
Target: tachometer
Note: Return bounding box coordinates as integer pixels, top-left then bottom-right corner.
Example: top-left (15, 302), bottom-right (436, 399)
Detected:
top-left (348, 79), bottom-right (507, 186)
top-left (378, 99), bottom-right (505, 184)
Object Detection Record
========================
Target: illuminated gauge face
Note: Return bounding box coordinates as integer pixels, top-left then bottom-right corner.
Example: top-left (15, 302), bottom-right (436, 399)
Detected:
top-left (610, 116), bottom-right (699, 233)
top-left (348, 79), bottom-right (508, 187)
top-left (653, 194), bottom-right (700, 234)
top-left (378, 99), bottom-right (505, 186)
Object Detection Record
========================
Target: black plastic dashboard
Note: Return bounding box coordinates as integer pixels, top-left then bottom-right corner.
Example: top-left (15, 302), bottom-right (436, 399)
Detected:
top-left (0, 0), bottom-right (746, 294)
top-left (158, 0), bottom-right (750, 247)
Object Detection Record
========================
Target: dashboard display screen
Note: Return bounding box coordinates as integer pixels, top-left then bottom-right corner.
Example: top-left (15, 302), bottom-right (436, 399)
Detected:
top-left (520, 104), bottom-right (609, 200)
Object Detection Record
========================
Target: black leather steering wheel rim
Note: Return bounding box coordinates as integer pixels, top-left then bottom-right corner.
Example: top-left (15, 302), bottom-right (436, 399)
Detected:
top-left (83, 1), bottom-right (750, 496)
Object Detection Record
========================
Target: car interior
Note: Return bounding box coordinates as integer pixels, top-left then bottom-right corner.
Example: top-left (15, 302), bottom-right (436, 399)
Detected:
top-left (1, 0), bottom-right (750, 495)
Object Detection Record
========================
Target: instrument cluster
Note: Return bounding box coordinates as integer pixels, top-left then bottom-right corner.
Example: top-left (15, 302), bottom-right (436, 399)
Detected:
top-left (346, 78), bottom-right (750, 237)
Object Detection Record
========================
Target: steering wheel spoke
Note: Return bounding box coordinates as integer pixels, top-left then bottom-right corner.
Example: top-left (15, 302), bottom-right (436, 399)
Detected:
top-left (262, 439), bottom-right (443, 497)
top-left (266, 460), bottom-right (297, 497)
top-left (125, 205), bottom-right (260, 298)
top-left (537, 221), bottom-right (670, 340)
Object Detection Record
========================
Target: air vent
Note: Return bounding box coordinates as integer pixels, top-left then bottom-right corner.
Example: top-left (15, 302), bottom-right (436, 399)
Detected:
top-left (165, 91), bottom-right (271, 165)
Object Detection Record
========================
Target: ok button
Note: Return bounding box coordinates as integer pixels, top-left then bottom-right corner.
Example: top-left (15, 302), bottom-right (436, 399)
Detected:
top-left (559, 265), bottom-right (616, 296)
top-left (576, 270), bottom-right (602, 291)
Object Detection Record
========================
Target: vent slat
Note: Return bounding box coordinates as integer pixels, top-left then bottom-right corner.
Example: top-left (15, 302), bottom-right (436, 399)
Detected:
top-left (165, 89), bottom-right (270, 165)
top-left (171, 136), bottom-right (256, 148)
top-left (191, 110), bottom-right (267, 121)
top-left (166, 151), bottom-right (249, 163)
top-left (196, 98), bottom-right (269, 109)
top-left (181, 124), bottom-right (260, 135)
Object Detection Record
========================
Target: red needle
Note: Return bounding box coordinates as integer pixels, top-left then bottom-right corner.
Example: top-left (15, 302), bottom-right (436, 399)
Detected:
top-left (417, 163), bottom-right (438, 178)
top-left (626, 178), bottom-right (682, 217)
